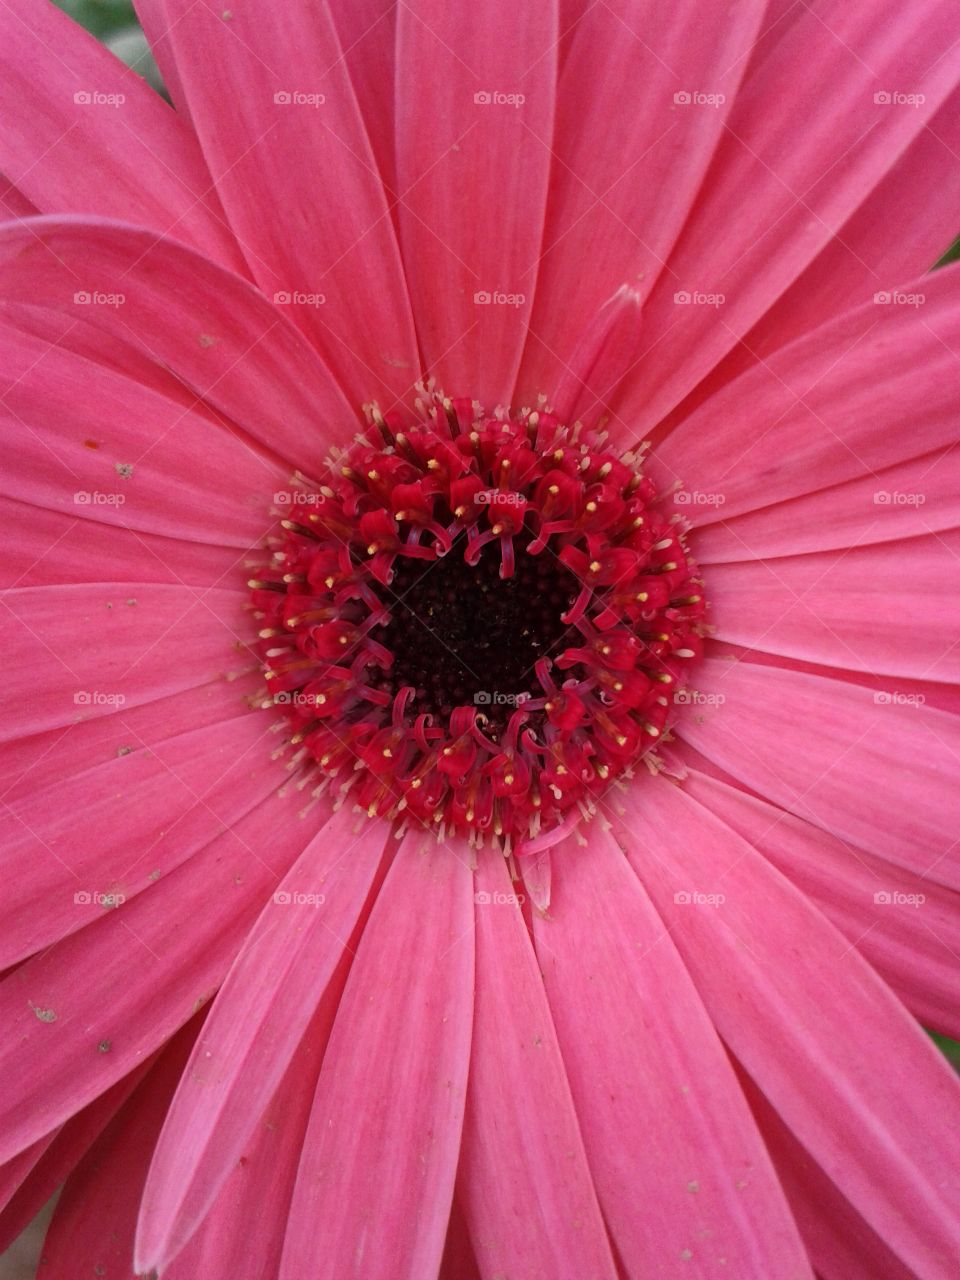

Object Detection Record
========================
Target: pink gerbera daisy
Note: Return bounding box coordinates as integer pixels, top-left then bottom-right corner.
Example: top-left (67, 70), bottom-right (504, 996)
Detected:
top-left (2, 0), bottom-right (960, 1276)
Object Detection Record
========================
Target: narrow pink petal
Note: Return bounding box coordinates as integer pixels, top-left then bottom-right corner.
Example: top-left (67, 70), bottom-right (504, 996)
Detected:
top-left (0, 787), bottom-right (315, 1164)
top-left (614, 0), bottom-right (960, 432)
top-left (0, 217), bottom-right (357, 475)
top-left (653, 263), bottom-right (960, 516)
top-left (549, 285), bottom-right (643, 428)
top-left (0, 1060), bottom-right (153, 1250)
top-left (0, 583), bottom-right (248, 742)
top-left (617, 779), bottom-right (960, 1277)
top-left (0, 0), bottom-right (242, 269)
top-left (0, 318), bottom-right (286, 547)
top-left (707, 532), bottom-right (960, 681)
top-left (0, 172), bottom-right (35, 220)
top-left (148, 0), bottom-right (420, 407)
top-left (161, 991), bottom-right (339, 1280)
top-left (38, 1021), bottom-right (199, 1278)
top-left (458, 847), bottom-right (618, 1280)
top-left (326, 0), bottom-right (399, 201)
top-left (1, 496), bottom-right (243, 591)
top-left (0, 672), bottom-right (260, 801)
top-left (742, 1072), bottom-right (916, 1280)
top-left (279, 835), bottom-right (475, 1280)
top-left (686, 86), bottom-right (960, 406)
top-left (517, 0), bottom-right (764, 404)
top-left (137, 811), bottom-right (389, 1271)
top-left (692, 446), bottom-right (960, 561)
top-left (533, 829), bottom-right (810, 1277)
top-left (395, 0), bottom-right (557, 405)
top-left (1, 710), bottom-right (284, 967)
top-left (680, 759), bottom-right (960, 1038)
top-left (678, 656), bottom-right (960, 889)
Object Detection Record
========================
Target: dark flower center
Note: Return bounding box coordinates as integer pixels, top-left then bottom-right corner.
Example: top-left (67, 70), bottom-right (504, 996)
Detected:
top-left (250, 392), bottom-right (707, 854)
top-left (377, 535), bottom-right (579, 733)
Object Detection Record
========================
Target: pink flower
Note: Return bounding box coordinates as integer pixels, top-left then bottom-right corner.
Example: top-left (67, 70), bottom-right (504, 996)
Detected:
top-left (1, 1), bottom-right (959, 1276)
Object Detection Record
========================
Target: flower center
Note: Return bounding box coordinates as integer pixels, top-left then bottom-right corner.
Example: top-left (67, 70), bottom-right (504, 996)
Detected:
top-left (251, 392), bottom-right (707, 854)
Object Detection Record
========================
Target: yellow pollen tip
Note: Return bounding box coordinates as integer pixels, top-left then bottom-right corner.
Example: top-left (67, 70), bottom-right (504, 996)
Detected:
top-left (616, 734), bottom-right (628, 746)
top-left (367, 469), bottom-right (379, 480)
top-left (325, 576), bottom-right (335, 589)
top-left (491, 523), bottom-right (505, 535)
top-left (548, 484), bottom-right (559, 495)
top-left (427, 459), bottom-right (440, 470)
top-left (645, 724), bottom-right (660, 737)
top-left (382, 748), bottom-right (392, 758)
top-left (504, 774), bottom-right (515, 785)
top-left (586, 500), bottom-right (597, 512)
top-left (589, 560), bottom-right (602, 574)
top-left (367, 544), bottom-right (378, 555)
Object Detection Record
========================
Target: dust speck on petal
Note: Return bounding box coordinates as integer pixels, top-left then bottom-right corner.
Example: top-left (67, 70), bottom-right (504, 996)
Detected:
top-left (32, 1005), bottom-right (56, 1023)
top-left (98, 1039), bottom-right (112, 1053)
top-left (117, 745), bottom-right (133, 757)
top-left (199, 332), bottom-right (218, 347)
top-left (687, 1180), bottom-right (700, 1193)
top-left (115, 462), bottom-right (134, 478)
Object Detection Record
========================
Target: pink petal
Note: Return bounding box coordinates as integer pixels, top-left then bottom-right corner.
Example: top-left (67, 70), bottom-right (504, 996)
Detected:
top-left (279, 835), bottom-right (475, 1280)
top-left (146, 0), bottom-right (420, 407)
top-left (678, 656), bottom-right (960, 889)
top-left (680, 759), bottom-right (960, 1038)
top-left (0, 671), bottom-right (260, 800)
top-left (617, 779), bottom-right (960, 1277)
top-left (1, 710), bottom-right (285, 967)
top-left (394, 0), bottom-right (557, 405)
top-left (1, 495), bottom-right (242, 591)
top-left (458, 847), bottom-right (617, 1279)
top-left (707, 532), bottom-right (960, 681)
top-left (38, 1020), bottom-right (200, 1278)
top-left (326, 0), bottom-right (399, 201)
top-left (0, 1060), bottom-right (153, 1250)
top-left (137, 810), bottom-right (389, 1271)
top-left (161, 997), bottom-right (335, 1280)
top-left (0, 217), bottom-right (357, 476)
top-left (0, 0), bottom-right (241, 269)
top-left (683, 86), bottom-right (960, 410)
top-left (742, 1069), bottom-right (917, 1280)
top-left (533, 829), bottom-right (810, 1276)
top-left (614, 0), bottom-right (960, 433)
top-left (0, 583), bottom-right (249, 742)
top-left (516, 0), bottom-right (764, 404)
top-left (653, 263), bottom-right (960, 515)
top-left (0, 317), bottom-right (286, 547)
top-left (0, 786), bottom-right (314, 1164)
top-left (692, 446), bottom-right (960, 561)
